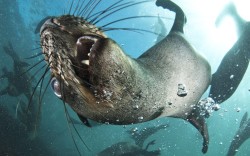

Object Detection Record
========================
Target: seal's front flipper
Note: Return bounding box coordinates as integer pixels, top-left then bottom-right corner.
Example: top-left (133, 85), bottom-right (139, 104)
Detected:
top-left (156, 0), bottom-right (186, 33)
top-left (77, 114), bottom-right (91, 127)
top-left (187, 109), bottom-right (209, 153)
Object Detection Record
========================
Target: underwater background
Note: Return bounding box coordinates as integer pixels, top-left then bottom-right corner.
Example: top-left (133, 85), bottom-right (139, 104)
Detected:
top-left (0, 0), bottom-right (250, 155)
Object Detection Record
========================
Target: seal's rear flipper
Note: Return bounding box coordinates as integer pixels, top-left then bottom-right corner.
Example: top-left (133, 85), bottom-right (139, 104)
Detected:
top-left (215, 2), bottom-right (245, 35)
top-left (210, 3), bottom-right (250, 104)
top-left (209, 26), bottom-right (250, 104)
top-left (187, 109), bottom-right (209, 153)
top-left (156, 0), bottom-right (186, 33)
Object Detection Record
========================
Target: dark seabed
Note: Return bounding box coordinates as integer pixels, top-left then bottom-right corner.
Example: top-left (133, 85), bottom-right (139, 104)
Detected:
top-left (0, 0), bottom-right (250, 156)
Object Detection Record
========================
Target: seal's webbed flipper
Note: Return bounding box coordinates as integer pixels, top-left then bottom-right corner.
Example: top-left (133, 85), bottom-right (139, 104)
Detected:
top-left (156, 0), bottom-right (187, 33)
top-left (77, 114), bottom-right (91, 127)
top-left (240, 112), bottom-right (248, 127)
top-left (187, 109), bottom-right (209, 153)
top-left (209, 5), bottom-right (250, 104)
top-left (215, 2), bottom-right (246, 35)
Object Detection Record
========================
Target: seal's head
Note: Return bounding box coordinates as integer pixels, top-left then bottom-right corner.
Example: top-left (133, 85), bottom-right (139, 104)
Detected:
top-left (40, 15), bottom-right (141, 124)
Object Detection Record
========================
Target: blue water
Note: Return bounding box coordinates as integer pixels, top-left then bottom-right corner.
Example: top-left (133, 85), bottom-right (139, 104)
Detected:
top-left (0, 0), bottom-right (250, 155)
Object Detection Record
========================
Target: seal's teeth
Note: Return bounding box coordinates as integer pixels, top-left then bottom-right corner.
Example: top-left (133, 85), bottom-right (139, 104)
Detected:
top-left (81, 60), bottom-right (89, 65)
top-left (88, 53), bottom-right (90, 57)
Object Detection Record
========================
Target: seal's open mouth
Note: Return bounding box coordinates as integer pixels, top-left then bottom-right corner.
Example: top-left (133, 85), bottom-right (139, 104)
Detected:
top-left (75, 35), bottom-right (101, 87)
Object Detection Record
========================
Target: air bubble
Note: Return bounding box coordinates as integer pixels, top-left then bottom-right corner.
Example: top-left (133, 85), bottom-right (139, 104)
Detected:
top-left (236, 107), bottom-right (241, 112)
top-left (133, 105), bottom-right (139, 110)
top-left (138, 116), bottom-right (144, 121)
top-left (132, 127), bottom-right (138, 132)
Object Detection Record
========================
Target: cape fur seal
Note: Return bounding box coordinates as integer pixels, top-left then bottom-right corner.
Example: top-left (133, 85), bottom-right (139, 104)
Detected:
top-left (38, 0), bottom-right (250, 153)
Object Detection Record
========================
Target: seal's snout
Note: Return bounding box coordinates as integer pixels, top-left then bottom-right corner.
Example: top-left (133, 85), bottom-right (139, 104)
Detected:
top-left (39, 18), bottom-right (58, 35)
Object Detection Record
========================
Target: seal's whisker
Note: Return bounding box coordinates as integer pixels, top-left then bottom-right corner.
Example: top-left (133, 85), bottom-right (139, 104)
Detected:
top-left (68, 0), bottom-right (76, 15)
top-left (85, 0), bottom-right (102, 20)
top-left (76, 0), bottom-right (87, 16)
top-left (63, 102), bottom-right (83, 156)
top-left (25, 53), bottom-right (43, 59)
top-left (101, 15), bottom-right (171, 28)
top-left (78, 0), bottom-right (94, 17)
top-left (27, 64), bottom-right (47, 83)
top-left (18, 59), bottom-right (45, 77)
top-left (102, 27), bottom-right (160, 36)
top-left (83, 0), bottom-right (100, 18)
top-left (72, 0), bottom-right (81, 16)
top-left (60, 67), bottom-right (91, 153)
top-left (88, 0), bottom-right (130, 23)
top-left (33, 70), bottom-right (50, 140)
top-left (93, 0), bottom-right (151, 25)
top-left (40, 77), bottom-right (51, 104)
top-left (26, 65), bottom-right (50, 113)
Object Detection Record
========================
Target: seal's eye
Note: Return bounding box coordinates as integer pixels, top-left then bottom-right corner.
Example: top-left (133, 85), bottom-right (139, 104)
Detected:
top-left (51, 77), bottom-right (62, 98)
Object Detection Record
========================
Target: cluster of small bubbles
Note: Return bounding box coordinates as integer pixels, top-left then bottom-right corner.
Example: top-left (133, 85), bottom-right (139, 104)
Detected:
top-left (104, 122), bottom-right (110, 125)
top-left (102, 89), bottom-right (113, 100)
top-left (116, 119), bottom-right (120, 122)
top-left (177, 84), bottom-right (188, 97)
top-left (230, 75), bottom-right (234, 79)
top-left (197, 97), bottom-right (220, 118)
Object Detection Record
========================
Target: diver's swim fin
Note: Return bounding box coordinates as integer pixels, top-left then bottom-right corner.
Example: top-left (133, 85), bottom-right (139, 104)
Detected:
top-left (187, 109), bottom-right (209, 153)
top-left (77, 114), bottom-right (91, 127)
